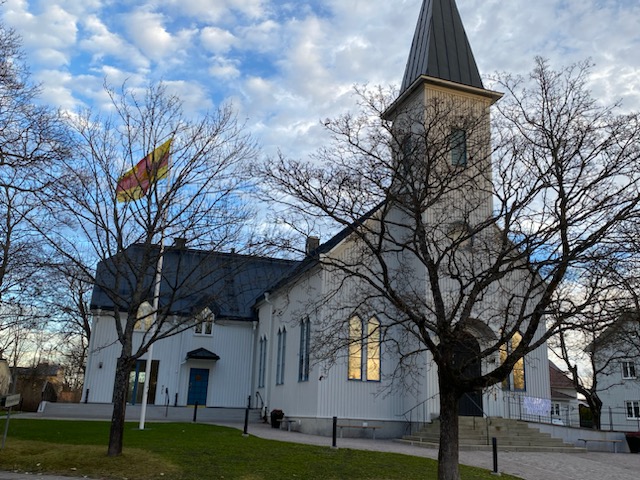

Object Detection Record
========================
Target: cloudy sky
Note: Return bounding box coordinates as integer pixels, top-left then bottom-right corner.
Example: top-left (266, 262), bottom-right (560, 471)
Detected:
top-left (2, 0), bottom-right (639, 159)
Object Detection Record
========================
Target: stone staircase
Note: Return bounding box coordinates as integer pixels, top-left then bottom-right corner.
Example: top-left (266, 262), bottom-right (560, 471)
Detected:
top-left (397, 416), bottom-right (585, 453)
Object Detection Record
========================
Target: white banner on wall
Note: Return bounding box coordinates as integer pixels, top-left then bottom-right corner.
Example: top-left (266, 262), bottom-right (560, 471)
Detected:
top-left (523, 396), bottom-right (551, 416)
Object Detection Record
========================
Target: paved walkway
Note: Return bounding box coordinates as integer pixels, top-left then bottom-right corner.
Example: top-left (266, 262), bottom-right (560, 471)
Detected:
top-left (241, 421), bottom-right (640, 480)
top-left (1, 419), bottom-right (639, 479)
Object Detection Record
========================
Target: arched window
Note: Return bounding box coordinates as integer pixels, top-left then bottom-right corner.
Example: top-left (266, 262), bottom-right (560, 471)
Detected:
top-left (450, 128), bottom-right (468, 167)
top-left (500, 331), bottom-right (526, 391)
top-left (298, 318), bottom-right (311, 382)
top-left (258, 335), bottom-right (267, 388)
top-left (135, 301), bottom-right (154, 331)
top-left (348, 316), bottom-right (363, 380)
top-left (367, 317), bottom-right (381, 381)
top-left (194, 307), bottom-right (214, 335)
top-left (276, 328), bottom-right (287, 385)
top-left (348, 316), bottom-right (381, 382)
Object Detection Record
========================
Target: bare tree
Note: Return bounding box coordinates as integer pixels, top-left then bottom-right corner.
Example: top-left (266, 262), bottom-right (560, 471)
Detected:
top-left (38, 82), bottom-right (258, 456)
top-left (258, 58), bottom-right (640, 480)
top-left (552, 298), bottom-right (612, 430)
top-left (0, 21), bottom-right (69, 401)
top-left (42, 262), bottom-right (93, 392)
top-left (553, 250), bottom-right (640, 430)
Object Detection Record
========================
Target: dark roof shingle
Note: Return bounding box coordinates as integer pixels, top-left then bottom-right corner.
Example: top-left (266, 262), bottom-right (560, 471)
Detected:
top-left (90, 244), bottom-right (298, 321)
top-left (400, 0), bottom-right (483, 94)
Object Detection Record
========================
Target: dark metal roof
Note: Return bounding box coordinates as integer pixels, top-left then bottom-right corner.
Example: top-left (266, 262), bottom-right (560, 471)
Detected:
top-left (186, 348), bottom-right (220, 361)
top-left (400, 0), bottom-right (483, 94)
top-left (90, 244), bottom-right (298, 321)
top-left (257, 202), bottom-right (385, 300)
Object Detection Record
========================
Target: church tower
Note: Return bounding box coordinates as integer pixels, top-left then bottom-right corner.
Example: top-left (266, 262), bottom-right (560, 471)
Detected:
top-left (385, 0), bottom-right (502, 227)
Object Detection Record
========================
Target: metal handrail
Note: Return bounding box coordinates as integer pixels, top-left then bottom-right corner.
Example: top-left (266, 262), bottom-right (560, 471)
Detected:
top-left (460, 392), bottom-right (490, 445)
top-left (399, 392), bottom-right (439, 435)
top-left (255, 391), bottom-right (265, 409)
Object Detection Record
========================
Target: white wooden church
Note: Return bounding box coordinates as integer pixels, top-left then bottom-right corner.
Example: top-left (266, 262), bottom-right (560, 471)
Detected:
top-left (82, 0), bottom-right (551, 438)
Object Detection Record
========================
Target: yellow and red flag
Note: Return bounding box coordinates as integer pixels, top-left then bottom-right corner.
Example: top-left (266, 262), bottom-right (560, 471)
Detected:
top-left (116, 138), bottom-right (173, 202)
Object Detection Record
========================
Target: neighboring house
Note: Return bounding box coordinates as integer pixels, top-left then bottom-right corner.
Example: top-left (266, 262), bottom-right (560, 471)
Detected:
top-left (83, 0), bottom-right (552, 438)
top-left (13, 363), bottom-right (64, 411)
top-left (591, 314), bottom-right (640, 431)
top-left (549, 362), bottom-right (580, 427)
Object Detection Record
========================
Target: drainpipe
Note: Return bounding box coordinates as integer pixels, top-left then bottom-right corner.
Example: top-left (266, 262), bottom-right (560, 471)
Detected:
top-left (264, 292), bottom-right (275, 417)
top-left (249, 319), bottom-right (258, 409)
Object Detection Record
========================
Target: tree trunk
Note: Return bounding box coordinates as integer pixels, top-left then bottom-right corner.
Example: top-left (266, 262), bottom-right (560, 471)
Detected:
top-left (438, 373), bottom-right (461, 480)
top-left (107, 355), bottom-right (132, 456)
top-left (590, 396), bottom-right (603, 430)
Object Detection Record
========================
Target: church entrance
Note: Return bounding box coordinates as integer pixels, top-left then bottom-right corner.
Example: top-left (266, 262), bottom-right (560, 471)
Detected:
top-left (453, 333), bottom-right (483, 417)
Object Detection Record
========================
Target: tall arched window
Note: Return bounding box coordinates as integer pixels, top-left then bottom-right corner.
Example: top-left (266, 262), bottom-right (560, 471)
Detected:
top-left (348, 316), bottom-right (363, 380)
top-left (276, 328), bottom-right (287, 385)
top-left (299, 318), bottom-right (311, 382)
top-left (135, 301), bottom-right (154, 331)
top-left (367, 317), bottom-right (381, 381)
top-left (500, 331), bottom-right (526, 391)
top-left (348, 316), bottom-right (381, 382)
top-left (258, 336), bottom-right (267, 388)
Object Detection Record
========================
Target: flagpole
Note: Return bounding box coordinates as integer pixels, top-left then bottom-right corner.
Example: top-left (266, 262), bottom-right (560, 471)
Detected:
top-left (138, 234), bottom-right (164, 430)
top-left (139, 139), bottom-right (172, 430)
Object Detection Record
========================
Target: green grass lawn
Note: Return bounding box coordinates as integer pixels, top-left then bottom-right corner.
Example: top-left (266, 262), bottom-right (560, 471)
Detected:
top-left (0, 419), bottom-right (522, 480)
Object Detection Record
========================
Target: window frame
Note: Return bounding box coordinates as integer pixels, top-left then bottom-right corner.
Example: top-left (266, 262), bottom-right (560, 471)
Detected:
top-left (366, 317), bottom-right (381, 382)
top-left (622, 361), bottom-right (637, 379)
top-left (134, 301), bottom-right (154, 331)
top-left (347, 315), bottom-right (381, 382)
top-left (298, 318), bottom-right (311, 382)
top-left (626, 400), bottom-right (640, 419)
top-left (194, 308), bottom-right (214, 336)
top-left (258, 336), bottom-right (267, 388)
top-left (450, 128), bottom-right (468, 167)
top-left (348, 316), bottom-right (363, 380)
top-left (276, 328), bottom-right (287, 385)
top-left (500, 331), bottom-right (527, 392)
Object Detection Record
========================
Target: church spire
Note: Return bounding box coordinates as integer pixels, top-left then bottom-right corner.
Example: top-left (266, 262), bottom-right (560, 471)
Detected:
top-left (400, 0), bottom-right (483, 94)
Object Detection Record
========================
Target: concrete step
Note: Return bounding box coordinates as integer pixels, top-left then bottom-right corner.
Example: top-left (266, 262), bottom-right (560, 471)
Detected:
top-left (404, 434), bottom-right (568, 447)
top-left (403, 417), bottom-right (584, 453)
top-left (395, 438), bottom-right (586, 453)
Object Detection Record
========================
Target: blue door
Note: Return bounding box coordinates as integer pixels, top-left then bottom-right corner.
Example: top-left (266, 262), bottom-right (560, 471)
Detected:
top-left (187, 368), bottom-right (209, 405)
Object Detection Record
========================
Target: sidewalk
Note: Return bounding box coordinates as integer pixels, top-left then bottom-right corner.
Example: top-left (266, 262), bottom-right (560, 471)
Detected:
top-left (239, 421), bottom-right (640, 480)
top-left (1, 418), bottom-right (639, 479)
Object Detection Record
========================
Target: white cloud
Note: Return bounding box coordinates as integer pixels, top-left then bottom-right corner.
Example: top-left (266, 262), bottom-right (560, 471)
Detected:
top-left (164, 0), bottom-right (266, 22)
top-left (31, 69), bottom-right (77, 110)
top-left (3, 2), bottom-right (78, 67)
top-left (208, 56), bottom-right (241, 80)
top-left (123, 8), bottom-right (194, 63)
top-left (162, 79), bottom-right (214, 114)
top-left (2, 0), bottom-right (639, 162)
top-left (236, 19), bottom-right (281, 54)
top-left (200, 26), bottom-right (237, 54)
top-left (80, 15), bottom-right (149, 70)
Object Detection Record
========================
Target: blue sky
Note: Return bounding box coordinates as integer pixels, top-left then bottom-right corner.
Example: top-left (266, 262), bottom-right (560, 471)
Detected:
top-left (3, 0), bottom-right (639, 159)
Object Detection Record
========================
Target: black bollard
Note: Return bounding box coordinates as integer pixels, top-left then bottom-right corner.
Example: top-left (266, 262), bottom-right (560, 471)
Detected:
top-left (492, 437), bottom-right (500, 476)
top-left (193, 401), bottom-right (199, 423)
top-left (332, 416), bottom-right (338, 448)
top-left (243, 407), bottom-right (249, 436)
